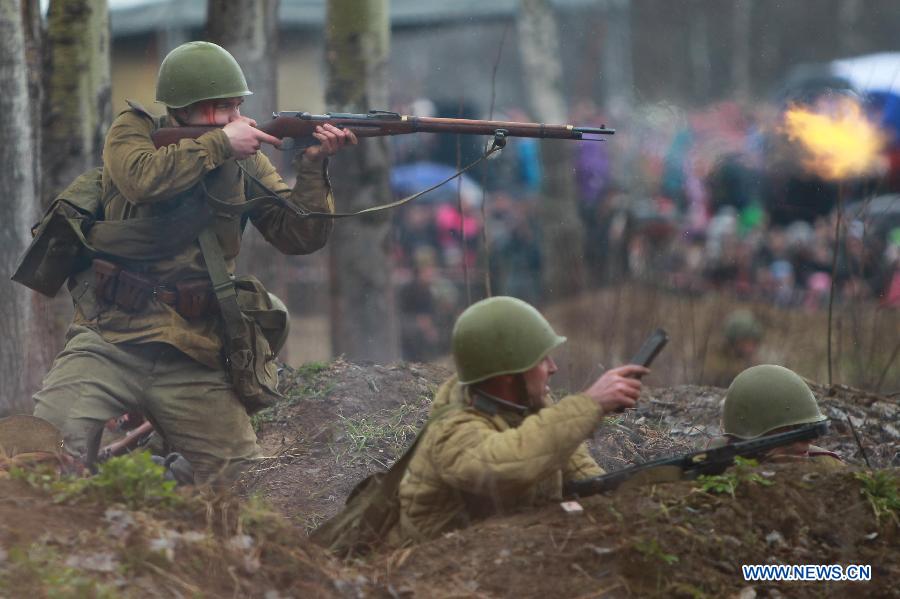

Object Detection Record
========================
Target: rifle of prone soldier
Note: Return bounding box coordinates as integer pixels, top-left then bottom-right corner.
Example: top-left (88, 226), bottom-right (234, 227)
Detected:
top-left (564, 420), bottom-right (831, 498)
top-left (151, 109), bottom-right (615, 149)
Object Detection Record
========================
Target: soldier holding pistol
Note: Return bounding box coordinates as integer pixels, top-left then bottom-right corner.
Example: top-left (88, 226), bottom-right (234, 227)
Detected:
top-left (387, 296), bottom-right (648, 545)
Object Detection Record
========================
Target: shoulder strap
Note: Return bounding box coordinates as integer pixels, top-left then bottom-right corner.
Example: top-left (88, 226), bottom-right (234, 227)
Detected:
top-left (125, 99), bottom-right (154, 119)
top-left (357, 403), bottom-right (459, 498)
top-left (197, 227), bottom-right (245, 345)
top-left (125, 99), bottom-right (166, 130)
top-left (202, 142), bottom-right (503, 221)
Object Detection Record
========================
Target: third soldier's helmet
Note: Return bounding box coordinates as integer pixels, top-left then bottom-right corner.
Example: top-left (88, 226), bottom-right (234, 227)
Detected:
top-left (722, 364), bottom-right (826, 439)
top-left (452, 296), bottom-right (566, 385)
top-left (155, 41), bottom-right (252, 109)
top-left (724, 309), bottom-right (763, 344)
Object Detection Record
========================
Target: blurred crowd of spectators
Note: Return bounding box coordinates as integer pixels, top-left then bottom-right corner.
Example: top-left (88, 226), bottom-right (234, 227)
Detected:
top-left (387, 95), bottom-right (900, 360)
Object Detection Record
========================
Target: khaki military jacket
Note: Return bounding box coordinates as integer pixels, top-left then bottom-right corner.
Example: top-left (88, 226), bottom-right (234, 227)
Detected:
top-left (71, 108), bottom-right (334, 369)
top-left (391, 376), bottom-right (605, 545)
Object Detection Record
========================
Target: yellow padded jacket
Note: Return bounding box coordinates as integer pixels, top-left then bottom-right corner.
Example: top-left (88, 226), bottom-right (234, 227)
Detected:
top-left (390, 376), bottom-right (605, 545)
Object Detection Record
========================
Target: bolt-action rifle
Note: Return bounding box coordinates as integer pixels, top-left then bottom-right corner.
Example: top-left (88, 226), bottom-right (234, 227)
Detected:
top-left (564, 421), bottom-right (830, 498)
top-left (96, 420), bottom-right (155, 463)
top-left (151, 110), bottom-right (614, 149)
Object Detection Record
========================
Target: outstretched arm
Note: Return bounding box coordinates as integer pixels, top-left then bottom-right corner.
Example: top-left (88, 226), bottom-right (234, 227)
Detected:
top-left (245, 124), bottom-right (357, 255)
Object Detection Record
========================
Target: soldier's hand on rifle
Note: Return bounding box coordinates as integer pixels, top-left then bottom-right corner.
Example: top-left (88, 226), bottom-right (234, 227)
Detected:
top-left (223, 116), bottom-right (283, 160)
top-left (583, 364), bottom-right (649, 414)
top-left (303, 123), bottom-right (358, 161)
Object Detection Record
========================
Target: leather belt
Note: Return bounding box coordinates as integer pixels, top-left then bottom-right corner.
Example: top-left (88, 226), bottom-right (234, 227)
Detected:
top-left (92, 258), bottom-right (217, 319)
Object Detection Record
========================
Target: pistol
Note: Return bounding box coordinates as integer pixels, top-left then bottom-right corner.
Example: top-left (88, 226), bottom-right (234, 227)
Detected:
top-left (629, 328), bottom-right (669, 378)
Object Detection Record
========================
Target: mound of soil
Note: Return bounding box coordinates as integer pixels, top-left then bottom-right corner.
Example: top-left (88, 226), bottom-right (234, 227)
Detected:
top-left (2, 358), bottom-right (898, 598)
top-left (245, 359), bottom-right (451, 530)
top-left (0, 476), bottom-right (362, 598)
top-left (249, 361), bottom-right (896, 532)
top-left (371, 465), bottom-right (899, 598)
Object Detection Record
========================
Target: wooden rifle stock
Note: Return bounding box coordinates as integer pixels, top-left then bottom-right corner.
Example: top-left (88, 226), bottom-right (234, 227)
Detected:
top-left (151, 110), bottom-right (614, 149)
top-left (97, 420), bottom-right (155, 463)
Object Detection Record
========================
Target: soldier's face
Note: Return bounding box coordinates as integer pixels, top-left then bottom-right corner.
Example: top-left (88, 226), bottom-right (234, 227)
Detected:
top-left (734, 339), bottom-right (760, 359)
top-left (767, 440), bottom-right (811, 458)
top-left (522, 355), bottom-right (558, 408)
top-left (183, 97), bottom-right (244, 126)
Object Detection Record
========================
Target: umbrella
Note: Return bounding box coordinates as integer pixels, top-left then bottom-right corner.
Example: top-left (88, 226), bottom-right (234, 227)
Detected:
top-left (844, 194), bottom-right (900, 234)
top-left (831, 52), bottom-right (900, 95)
top-left (390, 161), bottom-right (483, 206)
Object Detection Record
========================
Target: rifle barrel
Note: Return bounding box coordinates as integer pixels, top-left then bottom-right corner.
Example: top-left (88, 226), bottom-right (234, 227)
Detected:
top-left (150, 110), bottom-right (614, 148)
top-left (564, 421), bottom-right (830, 498)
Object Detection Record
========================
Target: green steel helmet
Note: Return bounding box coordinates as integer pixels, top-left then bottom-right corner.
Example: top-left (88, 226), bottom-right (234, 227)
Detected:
top-left (724, 309), bottom-right (762, 344)
top-left (722, 364), bottom-right (826, 439)
top-left (155, 41), bottom-right (252, 109)
top-left (452, 296), bottom-right (566, 385)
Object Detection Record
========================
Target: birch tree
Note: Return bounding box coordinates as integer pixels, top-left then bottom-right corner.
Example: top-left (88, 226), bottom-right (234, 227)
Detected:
top-left (43, 0), bottom-right (110, 208)
top-left (325, 0), bottom-right (398, 361)
top-left (731, 0), bottom-right (752, 102)
top-left (207, 0), bottom-right (288, 336)
top-left (29, 0), bottom-right (111, 395)
top-left (517, 0), bottom-right (584, 299)
top-left (0, 0), bottom-right (37, 414)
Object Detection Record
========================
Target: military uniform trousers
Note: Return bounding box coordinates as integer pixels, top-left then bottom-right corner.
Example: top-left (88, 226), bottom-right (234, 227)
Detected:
top-left (33, 324), bottom-right (260, 485)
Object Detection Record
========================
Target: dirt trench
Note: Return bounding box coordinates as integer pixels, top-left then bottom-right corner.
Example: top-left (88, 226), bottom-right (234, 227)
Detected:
top-left (1, 358), bottom-right (897, 598)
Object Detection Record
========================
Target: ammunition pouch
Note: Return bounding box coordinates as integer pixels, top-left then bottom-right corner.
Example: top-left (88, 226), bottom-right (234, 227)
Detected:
top-left (175, 279), bottom-right (213, 320)
top-left (92, 258), bottom-right (121, 304)
top-left (114, 270), bottom-right (154, 313)
top-left (12, 169), bottom-right (102, 297)
top-left (223, 276), bottom-right (288, 414)
top-left (90, 259), bottom-right (218, 320)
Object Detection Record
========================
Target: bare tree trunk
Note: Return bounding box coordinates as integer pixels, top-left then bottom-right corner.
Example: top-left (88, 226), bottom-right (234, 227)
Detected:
top-left (325, 0), bottom-right (398, 362)
top-left (206, 0), bottom-right (290, 359)
top-left (517, 0), bottom-right (584, 300)
top-left (22, 0), bottom-right (42, 189)
top-left (207, 0), bottom-right (278, 136)
top-left (837, 0), bottom-right (864, 56)
top-left (31, 0), bottom-right (111, 396)
top-left (688, 0), bottom-right (710, 103)
top-left (731, 0), bottom-right (752, 102)
top-left (0, 0), bottom-right (37, 415)
top-left (21, 1), bottom-right (47, 400)
top-left (602, 0), bottom-right (635, 118)
top-left (43, 0), bottom-right (110, 204)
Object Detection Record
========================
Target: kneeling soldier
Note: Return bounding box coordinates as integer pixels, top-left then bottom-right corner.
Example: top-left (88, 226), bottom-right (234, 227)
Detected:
top-left (389, 296), bottom-right (648, 545)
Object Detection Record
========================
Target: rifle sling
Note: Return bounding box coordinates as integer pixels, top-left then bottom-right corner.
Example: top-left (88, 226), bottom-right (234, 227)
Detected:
top-left (197, 228), bottom-right (244, 348)
top-left (204, 143), bottom-right (502, 220)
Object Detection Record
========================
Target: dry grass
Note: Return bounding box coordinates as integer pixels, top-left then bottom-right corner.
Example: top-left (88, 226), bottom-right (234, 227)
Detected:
top-left (545, 283), bottom-right (900, 393)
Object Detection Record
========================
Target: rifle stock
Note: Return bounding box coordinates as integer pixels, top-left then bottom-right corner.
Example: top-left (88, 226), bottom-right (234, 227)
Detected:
top-left (151, 110), bottom-right (614, 149)
top-left (564, 421), bottom-right (830, 498)
top-left (96, 420), bottom-right (155, 463)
